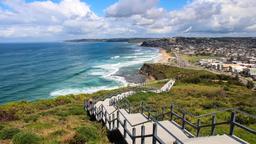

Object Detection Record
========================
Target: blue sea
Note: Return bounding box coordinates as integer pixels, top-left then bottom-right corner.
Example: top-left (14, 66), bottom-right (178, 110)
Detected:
top-left (0, 42), bottom-right (159, 104)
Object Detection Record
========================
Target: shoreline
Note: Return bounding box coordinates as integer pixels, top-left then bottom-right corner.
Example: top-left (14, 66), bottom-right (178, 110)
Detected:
top-left (155, 47), bottom-right (172, 64)
top-left (0, 44), bottom-right (167, 104)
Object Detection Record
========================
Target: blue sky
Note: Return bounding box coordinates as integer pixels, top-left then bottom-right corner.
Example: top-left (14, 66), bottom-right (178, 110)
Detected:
top-left (21, 0), bottom-right (189, 16)
top-left (86, 0), bottom-right (188, 15)
top-left (0, 0), bottom-right (255, 42)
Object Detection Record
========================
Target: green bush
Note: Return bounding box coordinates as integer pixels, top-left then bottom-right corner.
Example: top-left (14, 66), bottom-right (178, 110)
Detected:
top-left (24, 115), bottom-right (39, 123)
top-left (68, 106), bottom-right (84, 115)
top-left (0, 128), bottom-right (20, 140)
top-left (12, 132), bottom-right (41, 144)
top-left (70, 126), bottom-right (100, 144)
top-left (0, 125), bottom-right (4, 130)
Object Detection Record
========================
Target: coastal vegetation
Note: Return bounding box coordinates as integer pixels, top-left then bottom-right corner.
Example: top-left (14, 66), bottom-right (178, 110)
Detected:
top-left (134, 64), bottom-right (256, 143)
top-left (0, 64), bottom-right (255, 143)
top-left (180, 54), bottom-right (217, 64)
top-left (0, 91), bottom-right (116, 144)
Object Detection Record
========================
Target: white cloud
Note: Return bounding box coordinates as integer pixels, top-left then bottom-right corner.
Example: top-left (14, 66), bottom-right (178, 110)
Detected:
top-left (105, 0), bottom-right (158, 17)
top-left (0, 0), bottom-right (256, 41)
top-left (0, 0), bottom-right (107, 39)
top-left (166, 0), bottom-right (256, 34)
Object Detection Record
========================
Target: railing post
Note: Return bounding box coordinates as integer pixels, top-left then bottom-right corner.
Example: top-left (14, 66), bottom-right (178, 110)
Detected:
top-left (196, 119), bottom-right (201, 137)
top-left (132, 127), bottom-right (136, 144)
top-left (211, 114), bottom-right (216, 135)
top-left (147, 112), bottom-right (151, 119)
top-left (117, 110), bottom-right (119, 128)
top-left (104, 110), bottom-right (107, 123)
top-left (229, 111), bottom-right (236, 136)
top-left (112, 113), bottom-right (115, 129)
top-left (108, 115), bottom-right (111, 130)
top-left (83, 99), bottom-right (86, 110)
top-left (170, 104), bottom-right (174, 121)
top-left (141, 125), bottom-right (145, 144)
top-left (153, 123), bottom-right (157, 144)
top-left (128, 103), bottom-right (131, 113)
top-left (124, 120), bottom-right (127, 138)
top-left (101, 105), bottom-right (104, 120)
top-left (141, 102), bottom-right (144, 114)
top-left (182, 112), bottom-right (186, 129)
top-left (162, 106), bottom-right (166, 120)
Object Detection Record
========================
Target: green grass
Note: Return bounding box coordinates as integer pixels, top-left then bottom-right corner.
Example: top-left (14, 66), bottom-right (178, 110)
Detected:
top-left (181, 54), bottom-right (218, 64)
top-left (0, 90), bottom-right (115, 144)
top-left (0, 128), bottom-right (20, 140)
top-left (12, 132), bottom-right (42, 144)
top-left (70, 126), bottom-right (102, 144)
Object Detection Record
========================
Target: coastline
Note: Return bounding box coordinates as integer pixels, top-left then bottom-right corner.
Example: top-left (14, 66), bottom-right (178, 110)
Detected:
top-left (0, 43), bottom-right (168, 104)
top-left (158, 48), bottom-right (171, 63)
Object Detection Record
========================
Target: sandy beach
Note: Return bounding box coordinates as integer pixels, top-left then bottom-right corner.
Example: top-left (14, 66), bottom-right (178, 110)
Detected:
top-left (158, 48), bottom-right (172, 63)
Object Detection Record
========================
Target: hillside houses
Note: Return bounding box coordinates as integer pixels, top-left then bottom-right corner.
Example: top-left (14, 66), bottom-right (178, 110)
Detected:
top-left (199, 59), bottom-right (256, 80)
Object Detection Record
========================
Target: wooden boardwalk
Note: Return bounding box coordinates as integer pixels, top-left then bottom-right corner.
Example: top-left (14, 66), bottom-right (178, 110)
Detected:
top-left (85, 80), bottom-right (254, 144)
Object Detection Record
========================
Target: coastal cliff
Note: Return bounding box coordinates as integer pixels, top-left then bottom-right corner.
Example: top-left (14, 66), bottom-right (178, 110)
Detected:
top-left (140, 63), bottom-right (167, 80)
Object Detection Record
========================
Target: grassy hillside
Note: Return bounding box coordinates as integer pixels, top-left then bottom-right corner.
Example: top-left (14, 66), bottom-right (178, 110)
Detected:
top-left (129, 64), bottom-right (256, 143)
top-left (181, 54), bottom-right (218, 64)
top-left (0, 64), bottom-right (255, 143)
top-left (0, 90), bottom-right (125, 144)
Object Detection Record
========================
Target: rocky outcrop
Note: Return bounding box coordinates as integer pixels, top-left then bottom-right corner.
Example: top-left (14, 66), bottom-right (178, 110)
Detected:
top-left (141, 38), bottom-right (176, 50)
top-left (139, 63), bottom-right (166, 80)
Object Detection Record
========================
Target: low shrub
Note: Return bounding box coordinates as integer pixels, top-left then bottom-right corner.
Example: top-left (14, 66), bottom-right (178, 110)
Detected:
top-left (0, 128), bottom-right (20, 140)
top-left (23, 115), bottom-right (39, 123)
top-left (0, 110), bottom-right (18, 121)
top-left (68, 106), bottom-right (84, 115)
top-left (70, 126), bottom-right (99, 144)
top-left (12, 132), bottom-right (42, 144)
top-left (0, 125), bottom-right (4, 130)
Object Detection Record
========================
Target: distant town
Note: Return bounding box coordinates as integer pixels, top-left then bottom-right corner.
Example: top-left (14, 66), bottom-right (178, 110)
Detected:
top-left (141, 37), bottom-right (256, 89)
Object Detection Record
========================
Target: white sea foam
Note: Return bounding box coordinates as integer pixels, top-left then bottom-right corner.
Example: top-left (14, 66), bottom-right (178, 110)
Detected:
top-left (93, 51), bottom-right (159, 85)
top-left (88, 68), bottom-right (107, 76)
top-left (50, 86), bottom-right (119, 97)
top-left (50, 46), bottom-right (160, 97)
top-left (111, 56), bottom-right (120, 59)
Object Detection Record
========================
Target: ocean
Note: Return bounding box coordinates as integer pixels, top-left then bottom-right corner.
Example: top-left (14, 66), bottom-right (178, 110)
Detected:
top-left (0, 42), bottom-right (159, 104)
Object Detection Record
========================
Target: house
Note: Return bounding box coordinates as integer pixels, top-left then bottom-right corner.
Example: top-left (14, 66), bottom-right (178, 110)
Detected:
top-left (199, 59), bottom-right (223, 70)
top-left (222, 64), bottom-right (239, 72)
top-left (249, 68), bottom-right (256, 76)
top-left (230, 65), bottom-right (247, 74)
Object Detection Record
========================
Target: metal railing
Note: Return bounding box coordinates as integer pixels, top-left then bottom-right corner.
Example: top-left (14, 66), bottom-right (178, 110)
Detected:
top-left (114, 99), bottom-right (256, 144)
top-left (115, 99), bottom-right (186, 144)
top-left (155, 104), bottom-right (256, 138)
top-left (84, 81), bottom-right (255, 144)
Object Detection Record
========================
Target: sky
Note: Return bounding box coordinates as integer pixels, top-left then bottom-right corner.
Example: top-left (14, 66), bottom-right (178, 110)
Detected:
top-left (0, 0), bottom-right (256, 42)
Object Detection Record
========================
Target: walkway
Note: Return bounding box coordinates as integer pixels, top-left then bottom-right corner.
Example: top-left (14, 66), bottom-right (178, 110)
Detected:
top-left (85, 81), bottom-right (253, 144)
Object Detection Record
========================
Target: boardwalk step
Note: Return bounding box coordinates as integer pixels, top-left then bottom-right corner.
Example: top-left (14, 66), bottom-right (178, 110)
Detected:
top-left (181, 134), bottom-right (243, 144)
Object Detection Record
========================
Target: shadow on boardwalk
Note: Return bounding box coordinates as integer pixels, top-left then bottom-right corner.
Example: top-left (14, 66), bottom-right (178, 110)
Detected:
top-left (107, 129), bottom-right (128, 144)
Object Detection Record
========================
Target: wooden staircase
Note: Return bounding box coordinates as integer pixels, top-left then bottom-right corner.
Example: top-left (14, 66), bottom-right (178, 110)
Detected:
top-left (85, 80), bottom-right (255, 144)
